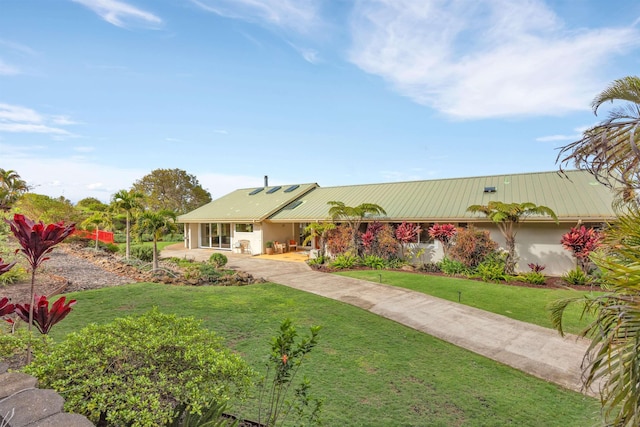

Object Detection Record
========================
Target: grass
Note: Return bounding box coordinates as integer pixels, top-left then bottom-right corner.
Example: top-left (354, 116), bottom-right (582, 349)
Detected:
top-left (116, 240), bottom-right (176, 252)
top-left (335, 270), bottom-right (598, 335)
top-left (50, 282), bottom-right (600, 426)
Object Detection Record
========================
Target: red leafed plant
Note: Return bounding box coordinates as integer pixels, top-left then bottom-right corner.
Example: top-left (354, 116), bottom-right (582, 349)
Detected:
top-left (395, 222), bottom-right (421, 244)
top-left (561, 225), bottom-right (602, 272)
top-left (428, 223), bottom-right (457, 257)
top-left (5, 214), bottom-right (75, 361)
top-left (0, 257), bottom-right (16, 275)
top-left (15, 295), bottom-right (76, 335)
top-left (0, 296), bottom-right (15, 319)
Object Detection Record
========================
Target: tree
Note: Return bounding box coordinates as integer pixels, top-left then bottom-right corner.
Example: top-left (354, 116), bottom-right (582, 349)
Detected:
top-left (81, 211), bottom-right (112, 250)
top-left (552, 76), bottom-right (640, 425)
top-left (132, 168), bottom-right (211, 214)
top-left (302, 222), bottom-right (335, 258)
top-left (14, 193), bottom-right (80, 224)
top-left (111, 189), bottom-right (144, 259)
top-left (76, 197), bottom-right (108, 213)
top-left (550, 210), bottom-right (640, 426)
top-left (557, 75), bottom-right (640, 210)
top-left (135, 210), bottom-right (177, 271)
top-left (327, 201), bottom-right (387, 251)
top-left (0, 168), bottom-right (29, 212)
top-left (466, 201), bottom-right (557, 274)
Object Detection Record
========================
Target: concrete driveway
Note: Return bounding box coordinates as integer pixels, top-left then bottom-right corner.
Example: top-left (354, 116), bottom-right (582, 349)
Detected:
top-left (162, 246), bottom-right (597, 396)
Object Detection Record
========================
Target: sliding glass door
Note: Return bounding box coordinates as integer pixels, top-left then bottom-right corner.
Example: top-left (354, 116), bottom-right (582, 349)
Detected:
top-left (200, 223), bottom-right (231, 249)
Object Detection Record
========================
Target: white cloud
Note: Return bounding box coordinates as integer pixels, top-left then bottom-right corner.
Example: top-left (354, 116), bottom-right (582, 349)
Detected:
top-left (288, 42), bottom-right (320, 64)
top-left (0, 123), bottom-right (71, 135)
top-left (0, 60), bottom-right (19, 75)
top-left (213, 129), bottom-right (228, 135)
top-left (348, 0), bottom-right (640, 119)
top-left (536, 125), bottom-right (591, 142)
top-left (71, 0), bottom-right (162, 29)
top-left (0, 103), bottom-right (76, 137)
top-left (190, 0), bottom-right (320, 34)
top-left (3, 146), bottom-right (145, 203)
top-left (74, 146), bottom-right (95, 153)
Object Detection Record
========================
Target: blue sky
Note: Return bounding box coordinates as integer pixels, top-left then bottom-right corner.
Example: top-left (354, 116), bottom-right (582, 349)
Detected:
top-left (1, 0), bottom-right (639, 203)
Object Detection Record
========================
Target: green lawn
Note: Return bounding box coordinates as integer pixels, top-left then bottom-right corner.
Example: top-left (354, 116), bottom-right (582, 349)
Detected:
top-left (118, 240), bottom-right (176, 251)
top-left (51, 282), bottom-right (600, 426)
top-left (335, 270), bottom-right (598, 335)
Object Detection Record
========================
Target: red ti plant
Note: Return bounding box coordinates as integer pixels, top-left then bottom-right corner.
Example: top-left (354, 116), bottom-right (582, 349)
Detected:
top-left (5, 214), bottom-right (75, 362)
top-left (561, 225), bottom-right (602, 273)
top-left (395, 222), bottom-right (422, 258)
top-left (15, 295), bottom-right (76, 335)
top-left (428, 223), bottom-right (457, 258)
top-left (0, 297), bottom-right (15, 321)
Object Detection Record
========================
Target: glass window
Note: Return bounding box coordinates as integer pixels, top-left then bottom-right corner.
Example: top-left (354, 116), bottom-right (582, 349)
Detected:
top-left (235, 223), bottom-right (253, 232)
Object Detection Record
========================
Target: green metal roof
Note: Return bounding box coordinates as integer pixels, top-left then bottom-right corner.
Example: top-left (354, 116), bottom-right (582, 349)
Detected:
top-left (268, 170), bottom-right (616, 223)
top-left (177, 183), bottom-right (318, 223)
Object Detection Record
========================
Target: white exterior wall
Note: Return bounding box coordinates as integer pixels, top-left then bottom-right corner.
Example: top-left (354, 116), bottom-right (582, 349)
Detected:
top-left (471, 223), bottom-right (576, 276)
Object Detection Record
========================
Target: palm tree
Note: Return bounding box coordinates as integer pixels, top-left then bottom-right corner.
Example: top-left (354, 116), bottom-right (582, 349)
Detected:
top-left (327, 201), bottom-right (387, 251)
top-left (111, 189), bottom-right (144, 259)
top-left (557, 75), bottom-right (640, 210)
top-left (467, 201), bottom-right (557, 274)
top-left (302, 222), bottom-right (335, 258)
top-left (135, 210), bottom-right (177, 271)
top-left (550, 210), bottom-right (640, 426)
top-left (81, 211), bottom-right (112, 250)
top-left (0, 169), bottom-right (29, 212)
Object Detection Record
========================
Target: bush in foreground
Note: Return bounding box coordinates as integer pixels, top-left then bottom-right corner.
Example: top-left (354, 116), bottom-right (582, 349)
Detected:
top-left (24, 308), bottom-right (254, 427)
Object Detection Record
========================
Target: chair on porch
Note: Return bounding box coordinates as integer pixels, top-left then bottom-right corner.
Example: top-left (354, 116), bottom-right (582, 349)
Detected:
top-left (274, 241), bottom-right (286, 254)
top-left (238, 240), bottom-right (251, 254)
top-left (288, 239), bottom-right (297, 252)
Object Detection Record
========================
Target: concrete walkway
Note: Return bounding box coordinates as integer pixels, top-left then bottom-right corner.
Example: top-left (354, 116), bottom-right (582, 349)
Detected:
top-left (162, 247), bottom-right (597, 397)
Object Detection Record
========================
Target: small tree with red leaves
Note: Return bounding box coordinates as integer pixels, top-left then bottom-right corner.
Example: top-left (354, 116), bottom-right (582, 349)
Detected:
top-left (5, 214), bottom-right (75, 362)
top-left (395, 222), bottom-right (422, 259)
top-left (15, 295), bottom-right (76, 335)
top-left (428, 224), bottom-right (457, 258)
top-left (561, 225), bottom-right (602, 273)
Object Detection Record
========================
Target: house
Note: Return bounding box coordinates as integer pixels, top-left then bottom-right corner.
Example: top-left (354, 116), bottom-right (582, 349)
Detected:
top-left (177, 170), bottom-right (616, 275)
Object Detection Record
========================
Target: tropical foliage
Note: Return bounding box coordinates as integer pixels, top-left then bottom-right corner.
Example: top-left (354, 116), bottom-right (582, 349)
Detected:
top-left (557, 75), bottom-right (640, 210)
top-left (111, 189), bottom-right (144, 259)
top-left (0, 168), bottom-right (28, 212)
top-left (135, 209), bottom-right (177, 271)
top-left (327, 201), bottom-right (386, 251)
top-left (428, 223), bottom-right (457, 257)
top-left (467, 201), bottom-right (557, 274)
top-left (561, 225), bottom-right (602, 273)
top-left (552, 75), bottom-right (640, 426)
top-left (14, 295), bottom-right (76, 335)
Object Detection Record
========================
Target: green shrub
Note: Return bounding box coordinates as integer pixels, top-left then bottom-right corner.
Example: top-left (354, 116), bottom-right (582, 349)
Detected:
top-left (419, 262), bottom-right (441, 273)
top-left (0, 264), bottom-right (27, 286)
top-left (130, 245), bottom-right (154, 262)
top-left (563, 267), bottom-right (590, 286)
top-left (307, 255), bottom-right (326, 267)
top-left (519, 271), bottom-right (547, 285)
top-left (24, 309), bottom-right (254, 427)
top-left (386, 257), bottom-right (407, 269)
top-left (361, 255), bottom-right (386, 270)
top-left (99, 242), bottom-right (120, 253)
top-left (113, 233), bottom-right (126, 244)
top-left (199, 263), bottom-right (221, 282)
top-left (330, 254), bottom-right (359, 269)
top-left (474, 254), bottom-right (509, 283)
top-left (208, 253), bottom-right (228, 268)
top-left (438, 257), bottom-right (469, 275)
top-left (0, 327), bottom-right (51, 362)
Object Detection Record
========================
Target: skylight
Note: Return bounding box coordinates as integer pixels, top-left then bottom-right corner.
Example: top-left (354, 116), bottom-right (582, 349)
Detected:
top-left (266, 186), bottom-right (282, 194)
top-left (249, 188), bottom-right (264, 195)
top-left (484, 186), bottom-right (496, 193)
top-left (284, 185), bottom-right (300, 193)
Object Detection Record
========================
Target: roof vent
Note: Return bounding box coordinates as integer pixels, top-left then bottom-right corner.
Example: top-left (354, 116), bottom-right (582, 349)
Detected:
top-left (484, 186), bottom-right (496, 193)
